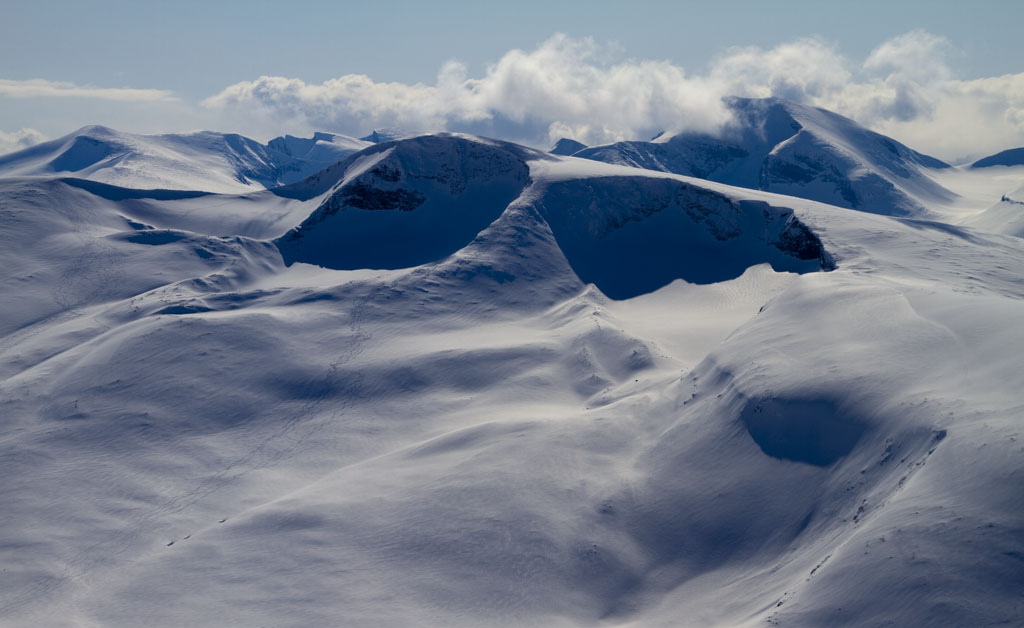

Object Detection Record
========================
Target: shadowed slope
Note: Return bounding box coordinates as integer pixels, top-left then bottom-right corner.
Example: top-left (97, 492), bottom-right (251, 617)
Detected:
top-left (274, 134), bottom-right (831, 299)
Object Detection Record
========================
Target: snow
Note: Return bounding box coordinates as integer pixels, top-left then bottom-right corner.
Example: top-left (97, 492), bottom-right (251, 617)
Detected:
top-left (971, 146), bottom-right (1024, 168)
top-left (576, 97), bottom-right (955, 217)
top-left (0, 127), bottom-right (368, 194)
top-left (896, 163), bottom-right (1024, 237)
top-left (550, 138), bottom-right (588, 156)
top-left (360, 128), bottom-right (415, 144)
top-left (267, 131), bottom-right (370, 163)
top-left (276, 136), bottom-right (535, 269)
top-left (1, 123), bottom-right (1024, 627)
top-left (967, 181), bottom-right (1024, 237)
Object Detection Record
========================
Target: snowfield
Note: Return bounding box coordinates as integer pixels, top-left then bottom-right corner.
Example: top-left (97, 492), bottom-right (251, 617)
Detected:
top-left (1, 103), bottom-right (1023, 627)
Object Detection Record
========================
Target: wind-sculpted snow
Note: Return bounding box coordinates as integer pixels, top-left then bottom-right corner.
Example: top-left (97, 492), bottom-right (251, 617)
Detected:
top-left (2, 129), bottom-right (1024, 628)
top-left (621, 272), bottom-right (1023, 627)
top-left (58, 178), bottom-right (214, 201)
top-left (739, 398), bottom-right (867, 466)
top-left (967, 181), bottom-right (1024, 238)
top-left (576, 97), bottom-right (954, 216)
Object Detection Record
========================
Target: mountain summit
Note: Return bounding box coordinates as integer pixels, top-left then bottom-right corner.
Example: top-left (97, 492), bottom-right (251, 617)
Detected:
top-left (576, 97), bottom-right (954, 216)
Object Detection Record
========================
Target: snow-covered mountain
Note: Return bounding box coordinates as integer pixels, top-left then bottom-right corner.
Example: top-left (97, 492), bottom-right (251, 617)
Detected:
top-left (575, 97), bottom-right (955, 216)
top-left (971, 146), bottom-right (1024, 168)
top-left (360, 128), bottom-right (414, 144)
top-left (2, 128), bottom-right (1024, 628)
top-left (277, 134), bottom-right (827, 298)
top-left (0, 126), bottom-right (369, 193)
top-left (549, 137), bottom-right (588, 155)
top-left (266, 131), bottom-right (371, 164)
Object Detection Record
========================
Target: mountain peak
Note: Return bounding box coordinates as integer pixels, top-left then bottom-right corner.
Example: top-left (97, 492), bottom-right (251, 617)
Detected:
top-left (549, 138), bottom-right (587, 156)
top-left (575, 96), bottom-right (953, 216)
top-left (71, 124), bottom-right (119, 138)
top-left (266, 131), bottom-right (370, 163)
top-left (360, 128), bottom-right (413, 144)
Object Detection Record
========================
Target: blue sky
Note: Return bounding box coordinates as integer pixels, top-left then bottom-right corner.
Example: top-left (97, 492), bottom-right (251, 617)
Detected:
top-left (2, 0), bottom-right (1024, 161)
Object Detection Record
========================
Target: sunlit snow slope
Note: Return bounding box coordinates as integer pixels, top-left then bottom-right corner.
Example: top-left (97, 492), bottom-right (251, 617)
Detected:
top-left (0, 129), bottom-right (1022, 628)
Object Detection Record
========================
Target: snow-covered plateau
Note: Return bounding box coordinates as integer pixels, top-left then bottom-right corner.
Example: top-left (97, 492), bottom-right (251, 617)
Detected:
top-left (1, 100), bottom-right (1023, 627)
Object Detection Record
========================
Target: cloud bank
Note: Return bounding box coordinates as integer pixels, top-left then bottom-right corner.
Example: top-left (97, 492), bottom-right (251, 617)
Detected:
top-left (0, 79), bottom-right (175, 102)
top-left (203, 35), bottom-right (732, 147)
top-left (3, 33), bottom-right (1023, 162)
top-left (0, 128), bottom-right (46, 155)
top-left (200, 31), bottom-right (1024, 161)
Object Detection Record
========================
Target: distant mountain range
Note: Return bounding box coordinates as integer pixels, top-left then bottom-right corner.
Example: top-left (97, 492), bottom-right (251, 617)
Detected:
top-left (0, 126), bottom-right (371, 193)
top-left (3, 97), bottom-right (1023, 217)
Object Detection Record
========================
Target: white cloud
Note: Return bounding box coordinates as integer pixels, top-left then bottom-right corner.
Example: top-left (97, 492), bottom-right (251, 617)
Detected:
top-left (9, 33), bottom-right (1019, 162)
top-left (864, 30), bottom-right (953, 84)
top-left (0, 79), bottom-right (175, 102)
top-left (709, 38), bottom-right (852, 103)
top-left (0, 128), bottom-right (46, 155)
top-left (204, 34), bottom-right (735, 147)
top-left (828, 31), bottom-right (952, 124)
top-left (866, 72), bottom-right (1024, 162)
top-left (201, 31), bottom-right (1024, 160)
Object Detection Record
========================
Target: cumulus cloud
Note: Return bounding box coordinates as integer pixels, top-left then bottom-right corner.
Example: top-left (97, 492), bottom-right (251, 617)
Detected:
top-left (0, 128), bottom-right (46, 155)
top-left (204, 34), bottom-right (733, 146)
top-left (868, 72), bottom-right (1024, 162)
top-left (199, 32), bottom-right (1024, 161)
top-left (864, 30), bottom-right (952, 83)
top-left (832, 31), bottom-right (953, 123)
top-left (0, 79), bottom-right (175, 102)
top-left (709, 38), bottom-right (852, 103)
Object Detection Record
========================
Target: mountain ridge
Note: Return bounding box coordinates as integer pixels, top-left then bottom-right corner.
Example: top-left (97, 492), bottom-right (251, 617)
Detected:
top-left (0, 126), bottom-right (371, 193)
top-left (575, 97), bottom-right (954, 216)
top-left (971, 146), bottom-right (1024, 168)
